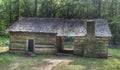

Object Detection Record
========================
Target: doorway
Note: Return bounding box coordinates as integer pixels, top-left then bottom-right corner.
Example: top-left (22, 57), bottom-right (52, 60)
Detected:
top-left (28, 39), bottom-right (34, 52)
top-left (56, 36), bottom-right (74, 54)
top-left (63, 37), bottom-right (74, 53)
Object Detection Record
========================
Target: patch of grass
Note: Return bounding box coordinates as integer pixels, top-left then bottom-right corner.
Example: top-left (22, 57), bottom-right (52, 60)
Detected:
top-left (64, 44), bottom-right (73, 48)
top-left (53, 49), bottom-right (120, 70)
top-left (0, 37), bottom-right (9, 47)
top-left (108, 49), bottom-right (120, 56)
top-left (54, 57), bottom-right (120, 70)
top-left (0, 53), bottom-right (54, 70)
top-left (0, 48), bottom-right (120, 70)
top-left (69, 57), bottom-right (120, 70)
top-left (0, 53), bottom-right (19, 66)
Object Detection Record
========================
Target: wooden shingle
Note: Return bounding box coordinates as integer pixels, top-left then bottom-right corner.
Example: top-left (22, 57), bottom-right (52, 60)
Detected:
top-left (7, 18), bottom-right (112, 37)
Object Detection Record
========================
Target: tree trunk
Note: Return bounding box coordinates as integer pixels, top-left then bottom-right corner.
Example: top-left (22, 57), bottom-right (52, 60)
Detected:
top-left (15, 0), bottom-right (19, 20)
top-left (34, 0), bottom-right (38, 17)
top-left (9, 0), bottom-right (12, 24)
top-left (98, 0), bottom-right (101, 18)
top-left (23, 0), bottom-right (32, 16)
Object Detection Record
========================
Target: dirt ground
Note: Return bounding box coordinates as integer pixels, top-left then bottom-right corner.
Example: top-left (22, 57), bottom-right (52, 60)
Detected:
top-left (26, 57), bottom-right (70, 70)
top-left (2, 56), bottom-right (72, 70)
top-left (0, 47), bottom-right (72, 70)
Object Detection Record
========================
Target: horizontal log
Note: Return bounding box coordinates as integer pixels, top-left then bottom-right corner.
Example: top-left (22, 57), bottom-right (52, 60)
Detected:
top-left (96, 38), bottom-right (109, 41)
top-left (35, 48), bottom-right (56, 50)
top-left (9, 50), bottom-right (25, 53)
top-left (79, 40), bottom-right (85, 42)
top-left (10, 39), bottom-right (26, 43)
top-left (74, 39), bottom-right (85, 42)
top-left (10, 42), bottom-right (25, 44)
top-left (74, 42), bottom-right (84, 44)
top-left (10, 35), bottom-right (28, 40)
top-left (35, 36), bottom-right (56, 40)
top-left (10, 33), bottom-right (55, 39)
top-left (34, 48), bottom-right (56, 54)
top-left (35, 33), bottom-right (56, 37)
top-left (74, 40), bottom-right (79, 42)
top-left (10, 43), bottom-right (26, 48)
top-left (9, 48), bottom-right (26, 51)
top-left (74, 36), bottom-right (85, 38)
top-left (10, 32), bottom-right (56, 38)
top-left (35, 45), bottom-right (55, 48)
top-left (35, 40), bottom-right (55, 43)
top-left (98, 41), bottom-right (108, 44)
top-left (74, 38), bottom-right (86, 40)
top-left (35, 42), bottom-right (55, 45)
top-left (10, 47), bottom-right (26, 49)
top-left (10, 38), bottom-right (55, 44)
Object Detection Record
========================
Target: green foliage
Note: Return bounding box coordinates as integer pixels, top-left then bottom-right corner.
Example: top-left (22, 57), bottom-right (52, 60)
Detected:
top-left (108, 15), bottom-right (120, 45)
top-left (108, 49), bottom-right (120, 56)
top-left (0, 0), bottom-right (120, 45)
top-left (64, 37), bottom-right (73, 42)
top-left (0, 53), bottom-right (53, 69)
top-left (53, 49), bottom-right (120, 70)
top-left (0, 53), bottom-right (19, 66)
top-left (0, 37), bottom-right (9, 47)
top-left (0, 49), bottom-right (120, 70)
top-left (108, 15), bottom-right (120, 24)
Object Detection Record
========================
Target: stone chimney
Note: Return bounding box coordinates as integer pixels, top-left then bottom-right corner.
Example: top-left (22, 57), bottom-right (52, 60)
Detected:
top-left (86, 20), bottom-right (95, 39)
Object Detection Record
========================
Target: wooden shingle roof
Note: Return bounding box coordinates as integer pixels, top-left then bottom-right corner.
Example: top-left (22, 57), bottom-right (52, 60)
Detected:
top-left (7, 17), bottom-right (112, 37)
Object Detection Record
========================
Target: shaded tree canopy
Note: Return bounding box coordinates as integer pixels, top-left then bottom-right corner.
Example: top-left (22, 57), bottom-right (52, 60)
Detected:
top-left (0, 0), bottom-right (120, 45)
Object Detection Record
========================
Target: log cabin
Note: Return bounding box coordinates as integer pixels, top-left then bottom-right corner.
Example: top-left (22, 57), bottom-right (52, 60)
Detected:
top-left (7, 17), bottom-right (112, 58)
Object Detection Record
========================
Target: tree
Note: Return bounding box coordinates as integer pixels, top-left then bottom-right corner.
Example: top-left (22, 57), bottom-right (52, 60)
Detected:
top-left (34, 0), bottom-right (38, 16)
top-left (97, 0), bottom-right (101, 18)
top-left (0, 0), bottom-right (120, 45)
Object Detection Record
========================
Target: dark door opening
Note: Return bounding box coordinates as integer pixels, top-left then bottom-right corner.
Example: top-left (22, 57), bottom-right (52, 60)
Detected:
top-left (56, 36), bottom-right (74, 54)
top-left (28, 39), bottom-right (34, 52)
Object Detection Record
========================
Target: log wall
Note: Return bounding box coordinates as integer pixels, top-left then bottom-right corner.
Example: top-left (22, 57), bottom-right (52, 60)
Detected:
top-left (74, 37), bottom-right (86, 56)
top-left (9, 32), bottom-right (57, 54)
top-left (9, 32), bottom-right (110, 58)
top-left (74, 36), bottom-right (110, 58)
